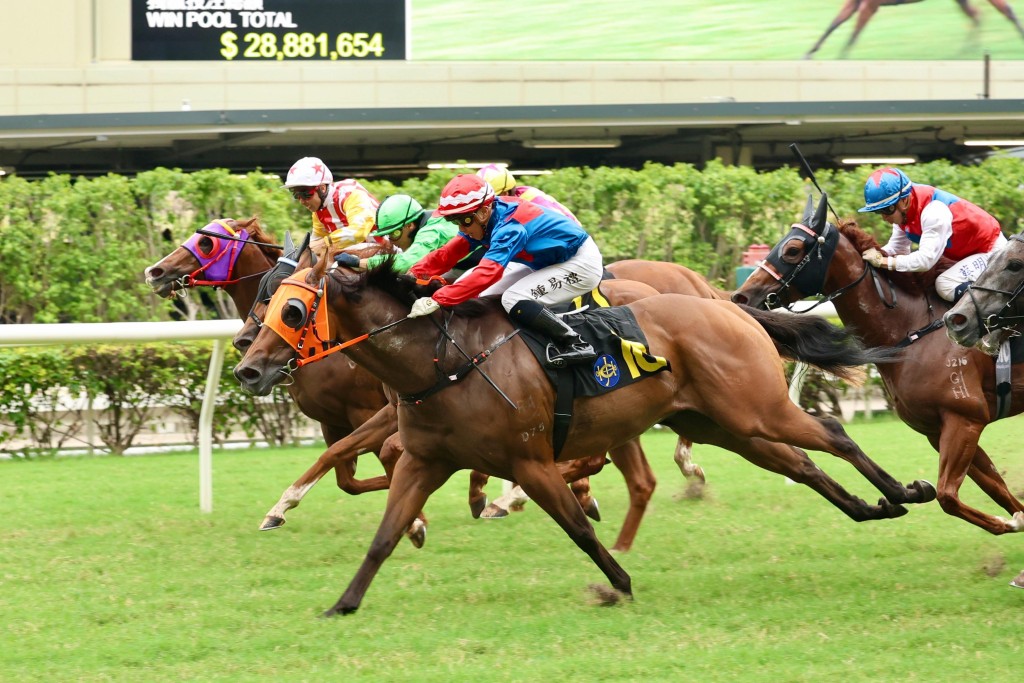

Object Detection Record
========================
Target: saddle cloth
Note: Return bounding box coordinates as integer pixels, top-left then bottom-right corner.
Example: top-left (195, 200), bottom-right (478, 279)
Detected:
top-left (517, 298), bottom-right (671, 398)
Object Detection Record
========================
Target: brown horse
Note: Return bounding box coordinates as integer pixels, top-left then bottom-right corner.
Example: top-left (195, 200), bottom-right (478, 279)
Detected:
top-left (234, 254), bottom-right (932, 615)
top-left (805, 0), bottom-right (1024, 59)
top-left (945, 232), bottom-right (1024, 351)
top-left (143, 220), bottom-right (422, 542)
top-left (732, 194), bottom-right (1024, 536)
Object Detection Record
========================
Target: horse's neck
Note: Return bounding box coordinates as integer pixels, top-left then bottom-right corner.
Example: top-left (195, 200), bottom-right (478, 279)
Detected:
top-left (226, 252), bottom-right (274, 319)
top-left (827, 258), bottom-right (936, 349)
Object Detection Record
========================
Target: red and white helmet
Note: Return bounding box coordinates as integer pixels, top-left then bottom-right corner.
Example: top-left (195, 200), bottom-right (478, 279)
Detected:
top-left (284, 156), bottom-right (333, 188)
top-left (436, 174), bottom-right (495, 216)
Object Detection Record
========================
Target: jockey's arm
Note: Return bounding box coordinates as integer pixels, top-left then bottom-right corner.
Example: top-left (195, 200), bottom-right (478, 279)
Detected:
top-left (889, 201), bottom-right (954, 273)
top-left (879, 225), bottom-right (911, 257)
top-left (340, 189), bottom-right (377, 243)
top-left (409, 235), bottom-right (472, 279)
top-left (431, 258), bottom-right (505, 307)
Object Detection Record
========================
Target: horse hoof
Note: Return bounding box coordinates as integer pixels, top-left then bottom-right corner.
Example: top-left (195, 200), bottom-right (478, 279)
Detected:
top-left (584, 498), bottom-right (601, 522)
top-left (407, 521), bottom-right (427, 549)
top-left (910, 479), bottom-right (937, 504)
top-left (480, 504), bottom-right (509, 519)
top-left (469, 497), bottom-right (488, 519)
top-left (259, 516), bottom-right (286, 531)
top-left (586, 583), bottom-right (629, 606)
top-left (320, 604), bottom-right (358, 618)
top-left (1009, 571), bottom-right (1024, 589)
top-left (880, 499), bottom-right (909, 518)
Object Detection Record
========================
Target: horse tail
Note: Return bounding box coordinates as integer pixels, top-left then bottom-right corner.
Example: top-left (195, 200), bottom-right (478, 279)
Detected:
top-left (739, 305), bottom-right (901, 383)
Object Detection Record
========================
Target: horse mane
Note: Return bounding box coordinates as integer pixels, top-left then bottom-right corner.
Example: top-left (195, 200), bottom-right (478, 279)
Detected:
top-left (319, 256), bottom-right (499, 319)
top-left (836, 217), bottom-right (952, 296)
top-left (233, 216), bottom-right (282, 262)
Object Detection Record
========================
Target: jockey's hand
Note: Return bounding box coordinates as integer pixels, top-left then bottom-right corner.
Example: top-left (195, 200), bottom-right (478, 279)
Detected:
top-left (408, 297), bottom-right (440, 318)
top-left (334, 252), bottom-right (361, 269)
top-left (862, 248), bottom-right (884, 269)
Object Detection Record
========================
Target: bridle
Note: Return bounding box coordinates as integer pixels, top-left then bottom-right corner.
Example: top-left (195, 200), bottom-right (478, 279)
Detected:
top-left (172, 220), bottom-right (274, 294)
top-left (958, 232), bottom-right (1024, 335)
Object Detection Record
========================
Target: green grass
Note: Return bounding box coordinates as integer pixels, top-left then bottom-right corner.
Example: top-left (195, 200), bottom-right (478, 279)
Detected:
top-left (3, 418), bottom-right (1024, 681)
top-left (413, 0), bottom-right (1024, 60)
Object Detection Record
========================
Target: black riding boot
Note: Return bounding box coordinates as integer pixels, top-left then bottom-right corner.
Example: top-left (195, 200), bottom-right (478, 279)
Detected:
top-left (509, 299), bottom-right (597, 367)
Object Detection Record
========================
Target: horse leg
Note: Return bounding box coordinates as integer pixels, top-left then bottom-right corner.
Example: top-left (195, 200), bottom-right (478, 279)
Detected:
top-left (805, 0), bottom-right (861, 58)
top-left (986, 0), bottom-right (1024, 38)
top-left (468, 470), bottom-right (491, 518)
top-left (673, 436), bottom-right (706, 498)
top-left (376, 431), bottom-right (428, 549)
top-left (324, 454), bottom-right (456, 617)
top-left (607, 439), bottom-right (657, 552)
top-left (716, 400), bottom-right (936, 507)
top-left (512, 459), bottom-right (633, 600)
top-left (967, 446), bottom-right (1024, 515)
top-left (841, 2), bottom-right (879, 58)
top-left (260, 404), bottom-right (396, 531)
top-left (662, 414), bottom-right (909, 521)
top-left (929, 422), bottom-right (1024, 534)
top-left (480, 454), bottom-right (606, 519)
top-left (323, 419), bottom-right (391, 495)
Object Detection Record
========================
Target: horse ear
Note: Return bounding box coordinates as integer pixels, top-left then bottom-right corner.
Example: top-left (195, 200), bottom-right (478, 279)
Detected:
top-left (801, 193), bottom-right (814, 225)
top-left (813, 192), bottom-right (829, 232)
top-left (283, 231), bottom-right (295, 255)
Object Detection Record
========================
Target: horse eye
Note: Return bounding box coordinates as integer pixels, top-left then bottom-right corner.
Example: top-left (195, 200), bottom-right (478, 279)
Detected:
top-left (281, 298), bottom-right (308, 330)
top-left (781, 240), bottom-right (804, 264)
top-left (197, 236), bottom-right (215, 256)
top-left (1008, 259), bottom-right (1024, 273)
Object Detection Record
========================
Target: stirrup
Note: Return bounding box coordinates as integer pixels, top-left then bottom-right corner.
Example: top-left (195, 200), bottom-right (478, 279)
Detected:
top-left (545, 342), bottom-right (596, 368)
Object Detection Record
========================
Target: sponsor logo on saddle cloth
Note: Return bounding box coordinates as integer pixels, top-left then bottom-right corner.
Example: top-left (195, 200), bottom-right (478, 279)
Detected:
top-left (527, 288), bottom-right (670, 397)
top-left (264, 268), bottom-right (332, 359)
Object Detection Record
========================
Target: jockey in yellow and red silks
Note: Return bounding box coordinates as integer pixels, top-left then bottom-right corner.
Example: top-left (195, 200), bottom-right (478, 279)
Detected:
top-left (283, 156), bottom-right (380, 250)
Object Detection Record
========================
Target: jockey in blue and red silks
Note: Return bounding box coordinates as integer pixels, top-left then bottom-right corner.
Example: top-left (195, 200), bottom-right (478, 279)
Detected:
top-left (858, 167), bottom-right (1006, 302)
top-left (407, 174), bottom-right (604, 366)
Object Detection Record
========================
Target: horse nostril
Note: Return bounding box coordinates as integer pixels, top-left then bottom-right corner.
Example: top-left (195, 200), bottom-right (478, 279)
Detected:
top-left (944, 312), bottom-right (966, 328)
top-left (147, 266), bottom-right (163, 279)
top-left (233, 338), bottom-right (252, 353)
top-left (233, 364), bottom-right (261, 383)
top-left (731, 293), bottom-right (749, 305)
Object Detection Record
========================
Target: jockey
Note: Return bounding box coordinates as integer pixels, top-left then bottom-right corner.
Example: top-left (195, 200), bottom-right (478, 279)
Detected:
top-left (333, 194), bottom-right (480, 274)
top-left (858, 167), bottom-right (1006, 302)
top-left (476, 163), bottom-right (581, 225)
top-left (283, 156), bottom-right (379, 250)
top-left (407, 174), bottom-right (604, 366)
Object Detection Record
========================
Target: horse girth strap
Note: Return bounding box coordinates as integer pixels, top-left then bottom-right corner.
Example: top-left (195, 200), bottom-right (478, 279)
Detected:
top-left (552, 368), bottom-right (574, 460)
top-left (397, 331), bottom-right (520, 406)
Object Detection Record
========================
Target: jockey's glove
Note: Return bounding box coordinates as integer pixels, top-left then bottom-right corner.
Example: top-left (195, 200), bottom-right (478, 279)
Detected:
top-left (334, 252), bottom-right (361, 268)
top-left (408, 297), bottom-right (440, 318)
top-left (862, 248), bottom-right (885, 269)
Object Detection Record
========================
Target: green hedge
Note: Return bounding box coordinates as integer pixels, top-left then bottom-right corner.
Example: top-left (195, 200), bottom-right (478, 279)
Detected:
top-left (3, 158), bottom-right (1023, 324)
top-left (0, 343), bottom-right (308, 457)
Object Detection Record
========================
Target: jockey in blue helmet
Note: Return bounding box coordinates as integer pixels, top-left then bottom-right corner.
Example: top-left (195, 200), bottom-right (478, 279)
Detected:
top-left (857, 167), bottom-right (1004, 303)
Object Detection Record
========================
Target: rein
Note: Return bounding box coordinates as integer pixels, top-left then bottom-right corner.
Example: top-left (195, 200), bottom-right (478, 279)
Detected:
top-left (196, 228), bottom-right (284, 250)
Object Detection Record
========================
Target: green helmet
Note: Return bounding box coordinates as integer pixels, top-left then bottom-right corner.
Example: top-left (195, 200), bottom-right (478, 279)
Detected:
top-left (371, 194), bottom-right (424, 237)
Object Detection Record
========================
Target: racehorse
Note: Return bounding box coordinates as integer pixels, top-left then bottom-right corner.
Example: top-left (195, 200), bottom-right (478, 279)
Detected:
top-left (143, 220), bottom-right (426, 544)
top-left (805, 0), bottom-right (1024, 59)
top-left (731, 194), bottom-right (1024, 536)
top-left (243, 248), bottom-right (711, 551)
top-left (234, 252), bottom-right (933, 615)
top-left (944, 232), bottom-right (1024, 351)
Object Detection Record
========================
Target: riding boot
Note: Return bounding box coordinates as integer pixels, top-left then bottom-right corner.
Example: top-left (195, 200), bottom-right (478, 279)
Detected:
top-left (509, 299), bottom-right (597, 368)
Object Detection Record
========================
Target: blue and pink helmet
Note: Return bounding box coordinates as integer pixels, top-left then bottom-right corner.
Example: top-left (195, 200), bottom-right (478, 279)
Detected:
top-left (858, 167), bottom-right (913, 213)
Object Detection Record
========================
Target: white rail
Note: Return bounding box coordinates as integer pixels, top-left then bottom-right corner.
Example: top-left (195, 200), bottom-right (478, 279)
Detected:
top-left (0, 320), bottom-right (243, 513)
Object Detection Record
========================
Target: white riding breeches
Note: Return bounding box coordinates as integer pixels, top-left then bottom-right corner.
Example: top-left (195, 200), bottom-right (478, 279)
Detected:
top-left (935, 233), bottom-right (1008, 301)
top-left (458, 236), bottom-right (604, 312)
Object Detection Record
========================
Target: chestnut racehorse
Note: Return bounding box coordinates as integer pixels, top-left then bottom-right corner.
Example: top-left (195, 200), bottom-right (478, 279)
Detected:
top-left (244, 249), bottom-right (714, 551)
top-left (732, 194), bottom-right (1024, 536)
top-left (805, 0), bottom-right (1024, 59)
top-left (234, 253), bottom-right (933, 615)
